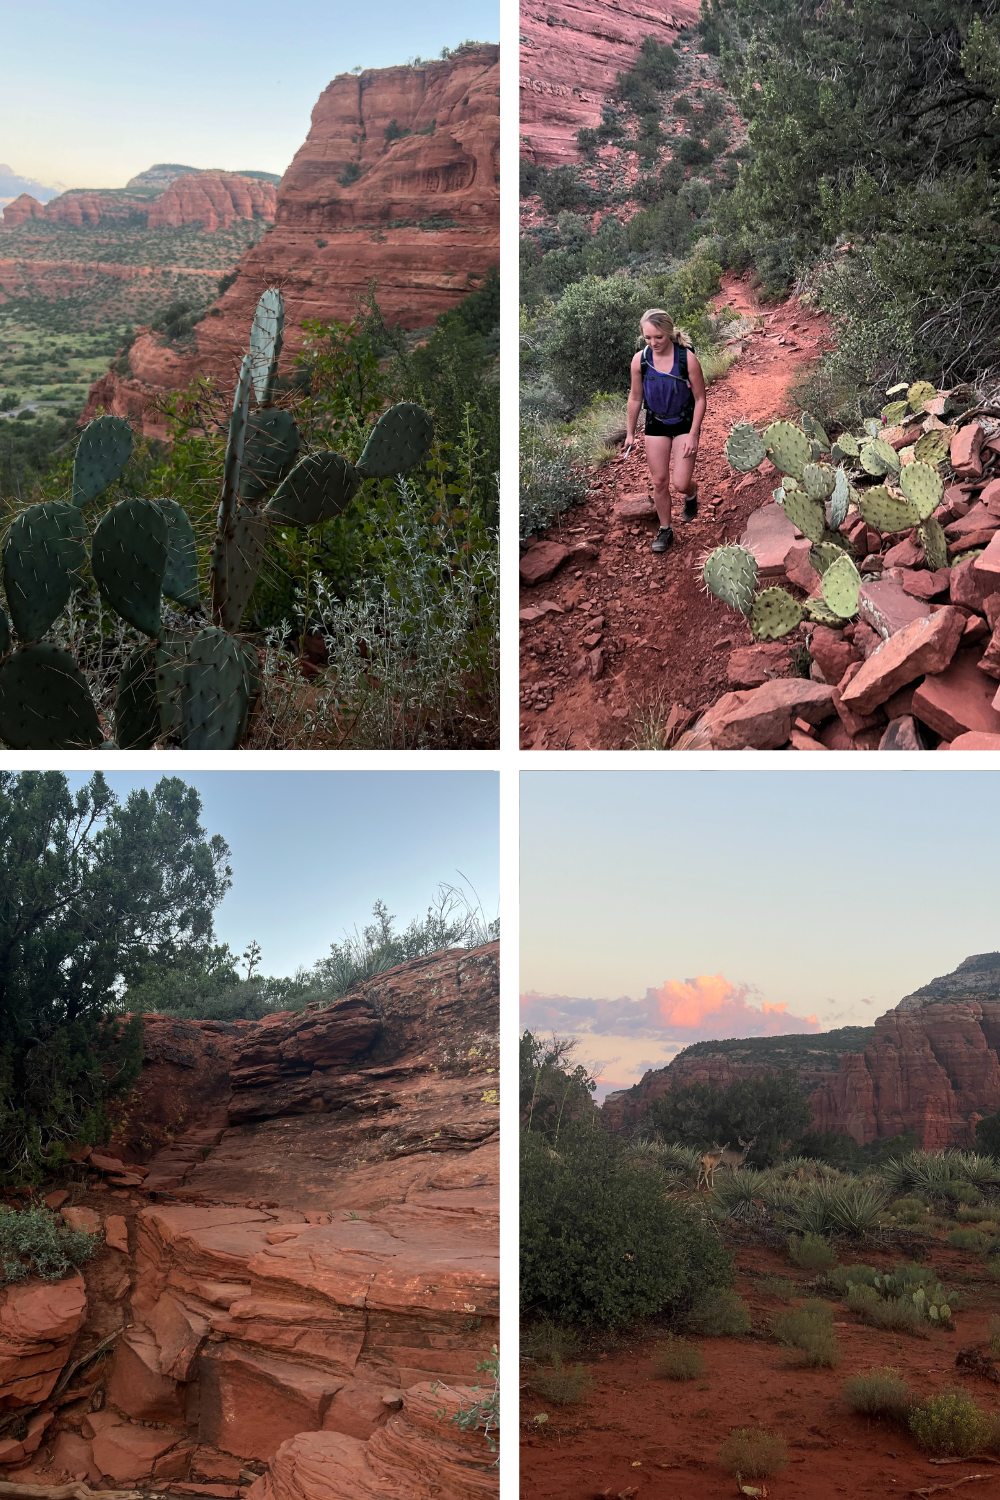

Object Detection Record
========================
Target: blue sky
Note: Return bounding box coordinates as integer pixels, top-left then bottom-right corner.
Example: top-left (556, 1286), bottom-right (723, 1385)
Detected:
top-left (521, 771), bottom-right (1000, 1095)
top-left (3, 1), bottom-right (499, 189)
top-left (66, 770), bottom-right (498, 978)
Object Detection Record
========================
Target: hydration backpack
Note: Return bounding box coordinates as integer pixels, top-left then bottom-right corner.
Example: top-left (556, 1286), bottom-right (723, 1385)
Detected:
top-left (641, 344), bottom-right (695, 424)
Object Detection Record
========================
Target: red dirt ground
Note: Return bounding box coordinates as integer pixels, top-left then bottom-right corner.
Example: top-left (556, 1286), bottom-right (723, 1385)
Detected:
top-left (519, 274), bottom-right (836, 750)
top-left (520, 1239), bottom-right (1000, 1499)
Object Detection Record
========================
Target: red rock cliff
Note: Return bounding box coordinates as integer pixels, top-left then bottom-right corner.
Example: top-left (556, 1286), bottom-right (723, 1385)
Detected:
top-left (88, 47), bottom-right (499, 427)
top-left (520, 0), bottom-right (701, 166)
top-left (0, 944), bottom-right (500, 1495)
top-left (1, 173), bottom-right (275, 231)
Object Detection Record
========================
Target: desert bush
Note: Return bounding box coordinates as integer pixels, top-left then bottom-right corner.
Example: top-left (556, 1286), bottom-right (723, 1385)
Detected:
top-left (909, 1392), bottom-right (994, 1457)
top-left (826, 1263), bottom-right (878, 1294)
top-left (520, 1125), bottom-right (733, 1328)
top-left (522, 1321), bottom-right (582, 1363)
top-left (0, 1207), bottom-right (99, 1283)
top-left (542, 275), bottom-right (647, 411)
top-left (888, 1196), bottom-right (930, 1223)
top-left (788, 1233), bottom-right (837, 1271)
top-left (686, 1288), bottom-right (751, 1337)
top-left (771, 1300), bottom-right (840, 1368)
top-left (717, 1427), bottom-right (788, 1480)
top-left (955, 1205), bottom-right (1000, 1224)
top-left (990, 1316), bottom-right (1000, 1358)
top-left (531, 1355), bottom-right (595, 1405)
top-left (518, 420), bottom-right (587, 539)
top-left (652, 1335), bottom-right (705, 1380)
top-left (538, 167), bottom-right (591, 215)
top-left (847, 1287), bottom-right (927, 1336)
top-left (759, 1275), bottom-right (797, 1302)
top-left (947, 1228), bottom-right (992, 1253)
top-left (843, 1367), bottom-right (914, 1423)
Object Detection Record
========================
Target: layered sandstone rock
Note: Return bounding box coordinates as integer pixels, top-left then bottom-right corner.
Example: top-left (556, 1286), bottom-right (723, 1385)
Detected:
top-left (86, 48), bottom-right (499, 429)
top-left (520, 0), bottom-right (701, 166)
top-left (605, 954), bottom-right (1000, 1150)
top-left (1, 172), bottom-right (276, 231)
top-left (0, 944), bottom-right (499, 1494)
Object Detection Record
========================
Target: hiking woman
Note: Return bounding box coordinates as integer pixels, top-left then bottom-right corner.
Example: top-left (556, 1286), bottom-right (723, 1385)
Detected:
top-left (625, 309), bottom-right (706, 556)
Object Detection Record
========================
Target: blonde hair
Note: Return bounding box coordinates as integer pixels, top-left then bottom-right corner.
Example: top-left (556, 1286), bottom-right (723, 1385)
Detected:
top-left (640, 308), bottom-right (694, 349)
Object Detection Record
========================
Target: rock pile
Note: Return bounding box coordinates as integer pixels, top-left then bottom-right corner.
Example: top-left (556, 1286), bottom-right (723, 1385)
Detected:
top-left (691, 400), bottom-right (1000, 748)
top-left (0, 945), bottom-right (499, 1498)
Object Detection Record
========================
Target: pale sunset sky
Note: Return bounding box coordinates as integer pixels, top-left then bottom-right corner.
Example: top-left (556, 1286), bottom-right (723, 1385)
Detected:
top-left (2, 0), bottom-right (498, 190)
top-left (521, 771), bottom-right (1000, 1100)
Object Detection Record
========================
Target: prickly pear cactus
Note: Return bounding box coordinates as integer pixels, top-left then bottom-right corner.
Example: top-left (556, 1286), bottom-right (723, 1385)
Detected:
top-left (764, 420), bottom-right (811, 480)
top-left (92, 498), bottom-right (168, 638)
top-left (782, 490), bottom-right (826, 544)
top-left (725, 422), bottom-right (766, 472)
top-left (2, 502), bottom-right (87, 642)
top-left (800, 411), bottom-right (830, 449)
top-left (809, 541), bottom-right (846, 576)
top-left (829, 467), bottom-right (850, 529)
top-left (72, 415), bottom-right (133, 508)
top-left (0, 642), bottom-right (103, 750)
top-left (907, 379), bottom-right (938, 412)
top-left (900, 461), bottom-right (943, 521)
top-left (356, 402), bottom-right (435, 479)
top-left (750, 587), bottom-right (804, 641)
top-left (802, 463), bottom-right (836, 502)
top-left (821, 553), bottom-right (861, 619)
top-left (857, 486), bottom-right (919, 534)
top-left (914, 429), bottom-right (949, 466)
top-left (920, 516), bottom-right (948, 571)
top-left (881, 400), bottom-right (908, 426)
top-left (803, 597), bottom-right (845, 626)
top-left (860, 436), bottom-right (901, 477)
top-left (265, 452), bottom-right (362, 528)
top-left (832, 431), bottom-right (859, 460)
top-left (702, 545), bottom-right (759, 614)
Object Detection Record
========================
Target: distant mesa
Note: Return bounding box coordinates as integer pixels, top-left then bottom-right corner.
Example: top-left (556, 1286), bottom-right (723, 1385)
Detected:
top-left (0, 165), bottom-right (279, 231)
top-left (124, 162), bottom-right (199, 192)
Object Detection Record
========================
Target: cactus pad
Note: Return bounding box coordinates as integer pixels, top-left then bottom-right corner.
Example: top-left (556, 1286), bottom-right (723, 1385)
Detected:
top-left (804, 597), bottom-right (843, 625)
top-left (0, 642), bottom-right (102, 749)
top-left (829, 467), bottom-right (850, 529)
top-left (71, 415), bottom-right (133, 507)
top-left (154, 499), bottom-right (200, 608)
top-left (881, 400), bottom-right (909, 425)
top-left (356, 402), bottom-right (435, 479)
top-left (857, 486), bottom-right (919, 534)
top-left (702, 544), bottom-right (758, 614)
top-left (91, 498), bottom-right (168, 637)
top-left (860, 436), bottom-right (901, 475)
top-left (913, 430), bottom-right (949, 466)
top-left (153, 632), bottom-right (188, 739)
top-left (863, 418), bottom-right (882, 439)
top-left (782, 490), bottom-right (826, 544)
top-left (2, 500), bottom-right (87, 642)
top-left (809, 541), bottom-right (846, 576)
top-left (249, 287), bottom-right (284, 407)
top-left (821, 553), bottom-right (861, 618)
top-left (211, 504), bottom-right (269, 632)
top-left (919, 516), bottom-right (948, 571)
top-left (899, 461), bottom-right (944, 521)
top-left (179, 627), bottom-right (249, 750)
top-left (266, 451), bottom-right (361, 527)
top-left (907, 379), bottom-right (938, 412)
top-left (750, 587), bottom-right (804, 641)
top-left (725, 422), bottom-right (766, 472)
top-left (763, 419), bottom-right (810, 480)
top-left (801, 412), bottom-right (830, 450)
top-left (115, 644), bottom-right (160, 749)
top-left (240, 408), bottom-right (301, 503)
top-left (802, 463), bottom-right (836, 501)
top-left (835, 431), bottom-right (860, 458)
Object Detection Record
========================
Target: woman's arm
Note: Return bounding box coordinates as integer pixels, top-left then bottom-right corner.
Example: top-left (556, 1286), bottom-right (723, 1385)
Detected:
top-left (625, 352), bottom-right (643, 444)
top-left (673, 352), bottom-right (707, 460)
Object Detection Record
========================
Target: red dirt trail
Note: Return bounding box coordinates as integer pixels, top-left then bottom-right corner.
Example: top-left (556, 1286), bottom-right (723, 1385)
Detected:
top-left (519, 274), bottom-right (836, 750)
top-left (520, 1239), bottom-right (1000, 1499)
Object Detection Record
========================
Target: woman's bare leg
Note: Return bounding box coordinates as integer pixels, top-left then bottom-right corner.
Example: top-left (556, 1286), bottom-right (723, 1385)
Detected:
top-left (644, 435), bottom-right (673, 527)
top-left (672, 443), bottom-right (697, 502)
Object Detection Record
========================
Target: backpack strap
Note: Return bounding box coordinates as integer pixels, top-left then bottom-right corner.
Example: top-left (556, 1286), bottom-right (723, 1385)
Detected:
top-left (677, 344), bottom-right (690, 383)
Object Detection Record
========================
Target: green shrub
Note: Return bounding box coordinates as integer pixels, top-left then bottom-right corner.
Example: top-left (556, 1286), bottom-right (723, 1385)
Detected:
top-left (717, 1427), bottom-right (788, 1480)
top-left (947, 1228), bottom-right (992, 1253)
top-left (538, 167), bottom-right (590, 215)
top-left (826, 1263), bottom-right (877, 1294)
top-left (759, 1275), bottom-right (797, 1302)
top-left (955, 1206), bottom-right (1000, 1224)
top-left (843, 1367), bottom-right (914, 1423)
top-left (772, 1300), bottom-right (840, 1368)
top-left (518, 421), bottom-right (587, 539)
top-left (652, 1335), bottom-right (705, 1380)
top-left (0, 1206), bottom-right (99, 1283)
top-left (543, 275), bottom-right (647, 411)
top-left (888, 1196), bottom-right (929, 1223)
top-left (531, 1355), bottom-right (595, 1405)
top-left (788, 1232), bottom-right (837, 1271)
top-left (909, 1392), bottom-right (994, 1456)
top-left (989, 1315), bottom-right (1000, 1357)
top-left (687, 1288), bottom-right (751, 1337)
top-left (520, 1126), bottom-right (733, 1328)
top-left (847, 1287), bottom-right (928, 1336)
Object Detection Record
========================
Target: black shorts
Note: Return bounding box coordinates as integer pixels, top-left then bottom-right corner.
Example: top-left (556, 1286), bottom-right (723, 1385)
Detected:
top-left (644, 410), bottom-right (694, 439)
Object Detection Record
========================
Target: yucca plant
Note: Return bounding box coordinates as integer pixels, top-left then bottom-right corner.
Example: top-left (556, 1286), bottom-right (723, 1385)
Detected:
top-left (711, 1168), bottom-right (767, 1215)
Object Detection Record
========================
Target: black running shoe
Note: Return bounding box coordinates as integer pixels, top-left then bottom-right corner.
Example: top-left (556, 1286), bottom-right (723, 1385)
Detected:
top-left (682, 487), bottom-right (699, 521)
top-left (651, 526), bottom-right (674, 554)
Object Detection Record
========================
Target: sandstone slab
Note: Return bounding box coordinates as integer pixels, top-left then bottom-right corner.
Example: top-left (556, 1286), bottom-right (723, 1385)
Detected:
top-left (912, 648), bottom-right (1000, 740)
top-left (739, 502), bottom-right (799, 579)
top-left (944, 731), bottom-right (1000, 749)
top-left (710, 679), bottom-right (835, 751)
top-left (839, 608), bottom-right (966, 714)
top-left (0, 1272), bottom-right (87, 1410)
top-left (519, 542), bottom-right (569, 587)
top-left (858, 577), bottom-right (932, 640)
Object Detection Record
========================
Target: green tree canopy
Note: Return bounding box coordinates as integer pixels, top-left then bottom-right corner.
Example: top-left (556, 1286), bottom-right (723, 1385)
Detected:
top-left (0, 772), bottom-right (231, 1183)
top-left (646, 1069), bottom-right (813, 1166)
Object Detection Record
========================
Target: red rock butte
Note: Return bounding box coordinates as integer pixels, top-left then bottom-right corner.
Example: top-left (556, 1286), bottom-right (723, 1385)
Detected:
top-left (0, 945), bottom-right (499, 1498)
top-left (602, 954), bottom-right (1000, 1152)
top-left (85, 47), bottom-right (500, 433)
top-left (0, 173), bottom-right (277, 231)
top-left (519, 0), bottom-right (702, 166)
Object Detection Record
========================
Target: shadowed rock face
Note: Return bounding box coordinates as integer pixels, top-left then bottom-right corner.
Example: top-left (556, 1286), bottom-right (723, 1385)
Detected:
top-left (603, 955), bottom-right (1000, 1150)
top-left (84, 48), bottom-right (499, 434)
top-left (0, 944), bottom-right (499, 1495)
